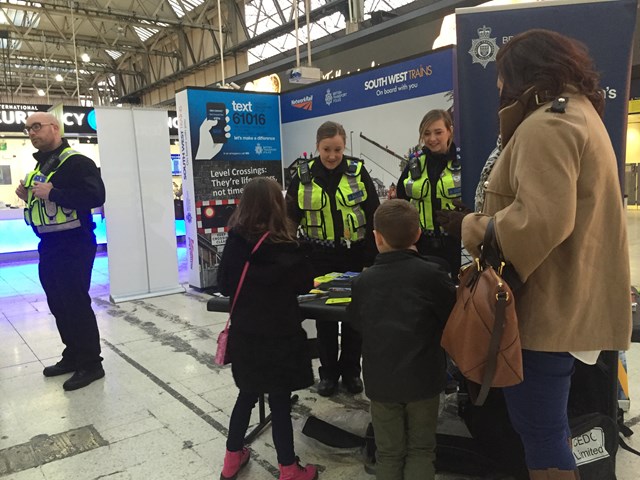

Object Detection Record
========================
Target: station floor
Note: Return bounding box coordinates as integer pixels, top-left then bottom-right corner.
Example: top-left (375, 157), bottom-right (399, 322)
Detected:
top-left (2, 212), bottom-right (640, 480)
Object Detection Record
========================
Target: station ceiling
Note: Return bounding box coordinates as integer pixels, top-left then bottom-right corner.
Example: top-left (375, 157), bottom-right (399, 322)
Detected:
top-left (0, 0), bottom-right (428, 105)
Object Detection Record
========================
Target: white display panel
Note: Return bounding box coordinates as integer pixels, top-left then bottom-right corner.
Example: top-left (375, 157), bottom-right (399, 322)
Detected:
top-left (96, 107), bottom-right (184, 303)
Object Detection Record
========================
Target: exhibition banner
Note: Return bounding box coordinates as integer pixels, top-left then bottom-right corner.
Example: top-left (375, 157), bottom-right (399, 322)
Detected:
top-left (280, 49), bottom-right (455, 190)
top-left (175, 87), bottom-right (282, 288)
top-left (281, 49), bottom-right (453, 123)
top-left (456, 0), bottom-right (637, 207)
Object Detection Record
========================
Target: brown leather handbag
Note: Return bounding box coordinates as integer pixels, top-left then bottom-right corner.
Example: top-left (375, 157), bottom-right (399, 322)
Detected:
top-left (441, 220), bottom-right (523, 405)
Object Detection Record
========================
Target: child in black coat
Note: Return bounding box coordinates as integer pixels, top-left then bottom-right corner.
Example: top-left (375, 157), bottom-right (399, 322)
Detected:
top-left (217, 177), bottom-right (318, 480)
top-left (348, 199), bottom-right (456, 480)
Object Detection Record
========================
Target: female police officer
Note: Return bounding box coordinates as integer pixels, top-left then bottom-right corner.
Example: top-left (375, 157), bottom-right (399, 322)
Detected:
top-left (396, 109), bottom-right (462, 279)
top-left (286, 120), bottom-right (379, 397)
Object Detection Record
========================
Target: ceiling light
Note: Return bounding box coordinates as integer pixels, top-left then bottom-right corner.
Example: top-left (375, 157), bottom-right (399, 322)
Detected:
top-left (37, 89), bottom-right (45, 96)
top-left (55, 74), bottom-right (63, 82)
top-left (80, 53), bottom-right (90, 62)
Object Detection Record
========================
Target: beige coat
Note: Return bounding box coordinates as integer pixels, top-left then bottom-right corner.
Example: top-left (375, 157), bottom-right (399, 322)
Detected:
top-left (462, 88), bottom-right (631, 352)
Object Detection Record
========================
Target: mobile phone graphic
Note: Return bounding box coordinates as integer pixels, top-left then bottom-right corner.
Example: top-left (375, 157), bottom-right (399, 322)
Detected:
top-left (206, 102), bottom-right (228, 144)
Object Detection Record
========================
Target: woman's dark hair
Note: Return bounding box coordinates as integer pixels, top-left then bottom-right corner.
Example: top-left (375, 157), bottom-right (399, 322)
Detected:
top-left (496, 29), bottom-right (604, 116)
top-left (228, 177), bottom-right (297, 243)
top-left (316, 120), bottom-right (346, 146)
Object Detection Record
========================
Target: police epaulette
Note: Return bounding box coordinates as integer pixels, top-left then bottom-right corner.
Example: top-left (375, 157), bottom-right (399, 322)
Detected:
top-left (547, 96), bottom-right (569, 114)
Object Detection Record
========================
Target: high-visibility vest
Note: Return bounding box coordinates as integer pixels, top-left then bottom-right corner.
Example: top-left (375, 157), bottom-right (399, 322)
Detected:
top-left (24, 148), bottom-right (82, 234)
top-left (297, 158), bottom-right (368, 244)
top-left (403, 153), bottom-right (461, 232)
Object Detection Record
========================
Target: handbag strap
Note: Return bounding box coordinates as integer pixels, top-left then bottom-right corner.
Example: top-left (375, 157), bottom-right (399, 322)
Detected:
top-left (475, 289), bottom-right (508, 405)
top-left (474, 218), bottom-right (508, 406)
top-left (480, 219), bottom-right (498, 266)
top-left (225, 231), bottom-right (270, 326)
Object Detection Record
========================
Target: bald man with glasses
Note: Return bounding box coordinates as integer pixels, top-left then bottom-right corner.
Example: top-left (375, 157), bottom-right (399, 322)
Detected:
top-left (16, 112), bottom-right (106, 391)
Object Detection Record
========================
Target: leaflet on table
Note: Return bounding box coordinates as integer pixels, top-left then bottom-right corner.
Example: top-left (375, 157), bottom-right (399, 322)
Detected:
top-left (313, 271), bottom-right (360, 286)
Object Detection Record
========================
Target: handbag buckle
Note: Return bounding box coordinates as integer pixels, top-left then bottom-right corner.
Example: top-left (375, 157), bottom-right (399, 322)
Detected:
top-left (496, 290), bottom-right (509, 302)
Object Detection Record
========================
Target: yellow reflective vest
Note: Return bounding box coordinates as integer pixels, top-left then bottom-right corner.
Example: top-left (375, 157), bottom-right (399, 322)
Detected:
top-left (297, 158), bottom-right (368, 244)
top-left (403, 153), bottom-right (461, 232)
top-left (24, 147), bottom-right (82, 233)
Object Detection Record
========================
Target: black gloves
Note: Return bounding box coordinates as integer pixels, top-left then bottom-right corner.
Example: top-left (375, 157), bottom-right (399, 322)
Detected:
top-left (435, 199), bottom-right (472, 239)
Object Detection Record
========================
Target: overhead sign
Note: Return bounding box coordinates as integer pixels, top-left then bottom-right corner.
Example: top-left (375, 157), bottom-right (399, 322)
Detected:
top-left (0, 102), bottom-right (179, 136)
top-left (280, 49), bottom-right (453, 123)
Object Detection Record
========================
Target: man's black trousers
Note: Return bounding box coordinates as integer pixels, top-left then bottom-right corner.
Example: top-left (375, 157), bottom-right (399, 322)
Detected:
top-left (38, 229), bottom-right (102, 369)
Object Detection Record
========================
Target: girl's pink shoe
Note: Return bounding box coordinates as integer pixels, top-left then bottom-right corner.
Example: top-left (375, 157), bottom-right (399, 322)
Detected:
top-left (278, 460), bottom-right (318, 480)
top-left (220, 447), bottom-right (250, 480)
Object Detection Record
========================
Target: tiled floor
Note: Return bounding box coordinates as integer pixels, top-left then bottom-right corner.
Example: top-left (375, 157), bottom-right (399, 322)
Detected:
top-left (2, 213), bottom-right (640, 480)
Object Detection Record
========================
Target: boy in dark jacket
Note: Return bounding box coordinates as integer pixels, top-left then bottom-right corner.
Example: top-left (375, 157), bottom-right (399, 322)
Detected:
top-left (348, 199), bottom-right (456, 480)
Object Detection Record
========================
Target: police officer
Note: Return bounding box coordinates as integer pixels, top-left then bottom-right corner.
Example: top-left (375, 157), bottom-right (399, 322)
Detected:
top-left (397, 109), bottom-right (462, 279)
top-left (15, 112), bottom-right (106, 391)
top-left (286, 120), bottom-right (379, 397)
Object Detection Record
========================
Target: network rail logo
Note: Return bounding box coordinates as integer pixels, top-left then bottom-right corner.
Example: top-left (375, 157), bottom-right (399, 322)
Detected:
top-left (291, 95), bottom-right (313, 111)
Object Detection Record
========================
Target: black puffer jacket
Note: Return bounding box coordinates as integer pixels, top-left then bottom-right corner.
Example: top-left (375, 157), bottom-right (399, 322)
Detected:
top-left (217, 229), bottom-right (315, 393)
top-left (348, 249), bottom-right (456, 402)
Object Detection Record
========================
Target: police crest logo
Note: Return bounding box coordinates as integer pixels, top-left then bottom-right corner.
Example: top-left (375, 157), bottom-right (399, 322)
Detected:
top-left (325, 89), bottom-right (333, 106)
top-left (468, 25), bottom-right (499, 68)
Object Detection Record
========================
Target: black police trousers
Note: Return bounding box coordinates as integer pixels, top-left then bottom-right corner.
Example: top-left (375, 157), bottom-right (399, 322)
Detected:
top-left (416, 233), bottom-right (462, 281)
top-left (308, 245), bottom-right (364, 382)
top-left (38, 229), bottom-right (102, 369)
top-left (317, 320), bottom-right (362, 381)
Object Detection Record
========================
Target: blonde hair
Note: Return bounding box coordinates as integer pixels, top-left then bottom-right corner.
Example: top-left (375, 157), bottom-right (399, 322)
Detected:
top-left (418, 109), bottom-right (453, 150)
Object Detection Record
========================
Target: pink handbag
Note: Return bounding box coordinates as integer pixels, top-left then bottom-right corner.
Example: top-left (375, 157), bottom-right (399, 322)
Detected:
top-left (214, 231), bottom-right (270, 366)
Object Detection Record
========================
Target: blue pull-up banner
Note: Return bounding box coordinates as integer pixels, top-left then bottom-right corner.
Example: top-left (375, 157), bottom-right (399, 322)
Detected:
top-left (455, 0), bottom-right (637, 208)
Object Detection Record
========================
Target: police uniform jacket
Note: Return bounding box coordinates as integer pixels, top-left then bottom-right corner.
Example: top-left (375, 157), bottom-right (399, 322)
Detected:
top-left (286, 156), bottom-right (380, 275)
top-left (462, 86), bottom-right (631, 352)
top-left (348, 249), bottom-right (456, 403)
top-left (30, 139), bottom-right (105, 239)
top-left (396, 143), bottom-right (461, 233)
top-left (217, 229), bottom-right (315, 393)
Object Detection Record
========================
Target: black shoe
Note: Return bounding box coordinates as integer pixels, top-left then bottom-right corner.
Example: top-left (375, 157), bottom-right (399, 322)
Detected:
top-left (43, 360), bottom-right (76, 377)
top-left (317, 378), bottom-right (337, 397)
top-left (63, 367), bottom-right (105, 391)
top-left (342, 376), bottom-right (364, 394)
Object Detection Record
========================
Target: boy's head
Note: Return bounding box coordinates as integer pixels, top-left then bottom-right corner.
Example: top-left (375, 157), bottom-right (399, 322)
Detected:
top-left (373, 199), bottom-right (421, 252)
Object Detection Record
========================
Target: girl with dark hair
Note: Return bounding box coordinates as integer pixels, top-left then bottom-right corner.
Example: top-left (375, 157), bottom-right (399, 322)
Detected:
top-left (396, 109), bottom-right (463, 279)
top-left (461, 29), bottom-right (631, 480)
top-left (286, 120), bottom-right (380, 397)
top-left (218, 177), bottom-right (318, 480)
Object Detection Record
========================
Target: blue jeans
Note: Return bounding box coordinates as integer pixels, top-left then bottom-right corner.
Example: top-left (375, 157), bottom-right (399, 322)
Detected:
top-left (502, 350), bottom-right (576, 470)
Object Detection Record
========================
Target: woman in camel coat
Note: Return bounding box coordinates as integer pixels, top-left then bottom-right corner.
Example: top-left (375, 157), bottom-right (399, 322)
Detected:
top-left (462, 30), bottom-right (631, 480)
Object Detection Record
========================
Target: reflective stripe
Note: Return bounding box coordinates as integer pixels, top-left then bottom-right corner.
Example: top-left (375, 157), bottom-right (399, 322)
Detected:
top-left (308, 211), bottom-right (322, 238)
top-left (36, 219), bottom-right (82, 233)
top-left (405, 177), bottom-right (417, 197)
top-left (302, 183), bottom-right (314, 210)
top-left (352, 204), bottom-right (366, 229)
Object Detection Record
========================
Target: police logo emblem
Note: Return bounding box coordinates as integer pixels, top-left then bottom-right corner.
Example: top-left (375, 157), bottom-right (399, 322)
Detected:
top-left (325, 89), bottom-right (333, 106)
top-left (468, 25), bottom-right (499, 68)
